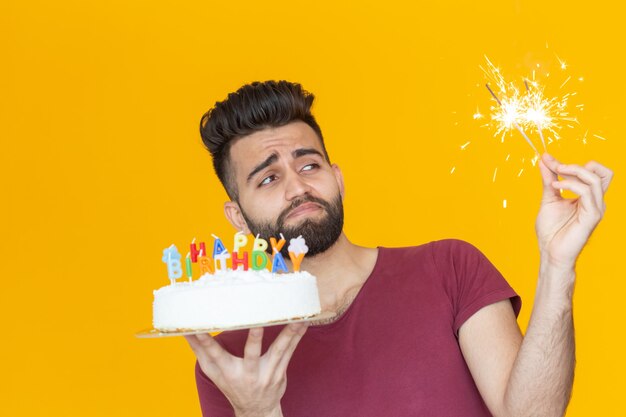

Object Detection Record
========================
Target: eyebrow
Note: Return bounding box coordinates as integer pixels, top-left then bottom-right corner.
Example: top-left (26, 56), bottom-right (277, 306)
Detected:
top-left (247, 153), bottom-right (278, 184)
top-left (245, 148), bottom-right (325, 184)
top-left (292, 148), bottom-right (324, 159)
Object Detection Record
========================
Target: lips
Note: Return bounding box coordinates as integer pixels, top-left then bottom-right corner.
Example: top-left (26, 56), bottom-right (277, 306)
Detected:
top-left (286, 202), bottom-right (322, 219)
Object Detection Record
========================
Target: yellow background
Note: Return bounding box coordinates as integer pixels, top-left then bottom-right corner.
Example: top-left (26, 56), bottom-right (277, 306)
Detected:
top-left (2, 0), bottom-right (624, 415)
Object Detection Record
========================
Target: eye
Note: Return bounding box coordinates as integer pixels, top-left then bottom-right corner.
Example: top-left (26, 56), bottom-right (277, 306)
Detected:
top-left (259, 174), bottom-right (277, 187)
top-left (301, 163), bottom-right (319, 172)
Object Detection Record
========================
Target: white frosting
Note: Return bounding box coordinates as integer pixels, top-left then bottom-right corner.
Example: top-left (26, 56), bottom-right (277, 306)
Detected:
top-left (152, 269), bottom-right (321, 331)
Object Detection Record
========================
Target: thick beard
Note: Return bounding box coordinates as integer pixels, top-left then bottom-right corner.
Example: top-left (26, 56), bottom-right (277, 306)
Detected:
top-left (239, 194), bottom-right (344, 258)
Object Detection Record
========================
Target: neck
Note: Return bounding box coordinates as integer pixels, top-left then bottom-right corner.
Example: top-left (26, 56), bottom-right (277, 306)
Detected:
top-left (288, 233), bottom-right (378, 312)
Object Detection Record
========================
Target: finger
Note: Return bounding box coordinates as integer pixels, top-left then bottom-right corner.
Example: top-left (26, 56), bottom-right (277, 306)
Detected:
top-left (243, 327), bottom-right (264, 374)
top-left (556, 164), bottom-right (604, 210)
top-left (183, 335), bottom-right (224, 381)
top-left (184, 334), bottom-right (202, 352)
top-left (539, 155), bottom-right (560, 202)
top-left (584, 160), bottom-right (614, 193)
top-left (192, 332), bottom-right (230, 362)
top-left (275, 323), bottom-right (308, 376)
top-left (266, 323), bottom-right (308, 373)
top-left (541, 153), bottom-right (562, 172)
top-left (552, 179), bottom-right (601, 221)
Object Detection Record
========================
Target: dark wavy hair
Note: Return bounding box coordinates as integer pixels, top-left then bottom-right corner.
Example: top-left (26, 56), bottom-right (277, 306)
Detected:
top-left (199, 80), bottom-right (329, 201)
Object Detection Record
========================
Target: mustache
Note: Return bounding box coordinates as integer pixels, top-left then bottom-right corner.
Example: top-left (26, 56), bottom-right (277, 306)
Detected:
top-left (276, 195), bottom-right (331, 227)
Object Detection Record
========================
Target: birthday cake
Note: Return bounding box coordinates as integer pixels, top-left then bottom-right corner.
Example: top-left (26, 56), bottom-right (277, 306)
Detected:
top-left (152, 234), bottom-right (322, 331)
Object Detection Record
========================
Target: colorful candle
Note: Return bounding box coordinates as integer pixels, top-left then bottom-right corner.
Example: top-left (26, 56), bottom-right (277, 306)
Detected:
top-left (270, 235), bottom-right (286, 254)
top-left (198, 255), bottom-right (214, 275)
top-left (214, 252), bottom-right (230, 271)
top-left (162, 244), bottom-right (183, 285)
top-left (253, 234), bottom-right (269, 252)
top-left (233, 231), bottom-right (248, 253)
top-left (232, 250), bottom-right (249, 271)
top-left (271, 252), bottom-right (289, 273)
top-left (288, 235), bottom-right (309, 272)
top-left (212, 234), bottom-right (228, 258)
top-left (185, 252), bottom-right (192, 281)
top-left (251, 251), bottom-right (269, 270)
top-left (190, 237), bottom-right (206, 263)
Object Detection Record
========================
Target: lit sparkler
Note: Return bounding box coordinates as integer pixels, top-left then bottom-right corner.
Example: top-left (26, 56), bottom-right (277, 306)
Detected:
top-left (485, 82), bottom-right (539, 153)
top-left (459, 53), bottom-right (604, 209)
top-left (479, 55), bottom-right (579, 155)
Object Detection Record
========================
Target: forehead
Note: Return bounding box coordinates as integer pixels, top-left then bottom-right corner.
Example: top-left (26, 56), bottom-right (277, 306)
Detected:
top-left (229, 121), bottom-right (324, 171)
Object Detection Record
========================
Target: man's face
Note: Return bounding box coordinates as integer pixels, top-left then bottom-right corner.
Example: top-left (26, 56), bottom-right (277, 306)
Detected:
top-left (226, 121), bottom-right (344, 257)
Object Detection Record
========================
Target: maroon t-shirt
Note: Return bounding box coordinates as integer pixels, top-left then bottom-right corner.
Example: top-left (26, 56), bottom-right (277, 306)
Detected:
top-left (194, 239), bottom-right (522, 416)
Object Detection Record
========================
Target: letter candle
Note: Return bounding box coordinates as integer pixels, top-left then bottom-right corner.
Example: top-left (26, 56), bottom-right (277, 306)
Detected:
top-left (162, 245), bottom-right (183, 285)
top-left (233, 231), bottom-right (248, 253)
top-left (190, 237), bottom-right (206, 263)
top-left (212, 234), bottom-right (228, 257)
top-left (253, 234), bottom-right (268, 252)
top-left (271, 252), bottom-right (289, 273)
top-left (198, 248), bottom-right (215, 275)
top-left (270, 233), bottom-right (286, 254)
top-left (185, 252), bottom-right (192, 281)
top-left (288, 235), bottom-right (309, 272)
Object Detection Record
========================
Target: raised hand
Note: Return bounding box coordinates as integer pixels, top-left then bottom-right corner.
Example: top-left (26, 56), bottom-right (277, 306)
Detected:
top-left (536, 153), bottom-right (613, 270)
top-left (184, 323), bottom-right (308, 417)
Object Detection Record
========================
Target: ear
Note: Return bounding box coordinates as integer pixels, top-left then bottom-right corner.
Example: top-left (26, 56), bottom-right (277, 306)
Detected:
top-left (332, 164), bottom-right (345, 199)
top-left (224, 201), bottom-right (251, 234)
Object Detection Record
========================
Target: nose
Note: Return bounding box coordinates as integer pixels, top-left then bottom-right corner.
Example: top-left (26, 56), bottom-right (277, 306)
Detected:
top-left (284, 170), bottom-right (313, 201)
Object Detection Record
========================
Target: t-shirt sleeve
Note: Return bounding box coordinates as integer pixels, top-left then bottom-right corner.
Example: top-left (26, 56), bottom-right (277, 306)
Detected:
top-left (430, 239), bottom-right (522, 335)
top-left (195, 360), bottom-right (235, 417)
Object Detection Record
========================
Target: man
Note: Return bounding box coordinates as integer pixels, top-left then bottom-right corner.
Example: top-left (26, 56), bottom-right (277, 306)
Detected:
top-left (184, 80), bottom-right (613, 417)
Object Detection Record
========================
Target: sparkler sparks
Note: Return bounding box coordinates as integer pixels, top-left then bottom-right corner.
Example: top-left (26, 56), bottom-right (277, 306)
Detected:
top-left (457, 52), bottom-right (604, 209)
top-left (479, 55), bottom-right (579, 155)
top-left (456, 52), bottom-right (607, 209)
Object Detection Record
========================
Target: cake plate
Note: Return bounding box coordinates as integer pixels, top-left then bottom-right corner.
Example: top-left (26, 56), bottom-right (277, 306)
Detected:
top-left (135, 311), bottom-right (337, 339)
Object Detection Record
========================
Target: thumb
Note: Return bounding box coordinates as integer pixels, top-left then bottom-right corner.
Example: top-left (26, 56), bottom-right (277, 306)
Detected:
top-left (539, 154), bottom-right (560, 202)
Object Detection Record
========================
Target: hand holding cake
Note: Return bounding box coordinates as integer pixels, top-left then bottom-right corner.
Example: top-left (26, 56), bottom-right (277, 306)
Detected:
top-left (184, 323), bottom-right (308, 417)
top-left (148, 232), bottom-right (321, 416)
